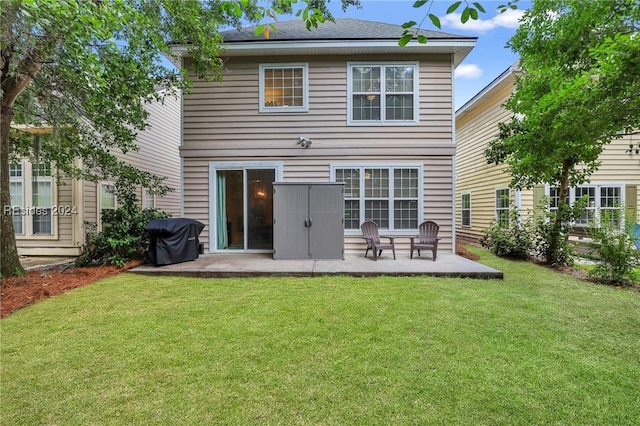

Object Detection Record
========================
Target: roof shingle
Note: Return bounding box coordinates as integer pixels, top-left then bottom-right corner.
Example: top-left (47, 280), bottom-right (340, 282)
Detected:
top-left (222, 18), bottom-right (472, 42)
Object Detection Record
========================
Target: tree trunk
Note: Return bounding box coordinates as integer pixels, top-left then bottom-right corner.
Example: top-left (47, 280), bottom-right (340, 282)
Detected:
top-left (548, 160), bottom-right (572, 265)
top-left (1, 105), bottom-right (24, 277)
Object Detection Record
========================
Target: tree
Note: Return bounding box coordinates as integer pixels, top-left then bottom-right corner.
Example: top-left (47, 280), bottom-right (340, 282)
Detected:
top-left (485, 0), bottom-right (640, 264)
top-left (1, 0), bottom-right (495, 277)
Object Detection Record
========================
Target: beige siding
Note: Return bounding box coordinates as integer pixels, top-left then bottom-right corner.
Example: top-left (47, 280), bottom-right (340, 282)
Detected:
top-left (456, 71), bottom-right (640, 243)
top-left (184, 156), bottom-right (454, 254)
top-left (455, 80), bottom-right (513, 242)
top-left (182, 54), bottom-right (456, 254)
top-left (117, 93), bottom-right (182, 216)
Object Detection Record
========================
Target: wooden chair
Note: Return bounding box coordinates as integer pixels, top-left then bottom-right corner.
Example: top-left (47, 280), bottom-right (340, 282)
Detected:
top-left (410, 221), bottom-right (440, 261)
top-left (360, 220), bottom-right (396, 261)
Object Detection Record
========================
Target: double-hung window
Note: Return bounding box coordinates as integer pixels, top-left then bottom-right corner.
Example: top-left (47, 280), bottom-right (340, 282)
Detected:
top-left (461, 192), bottom-right (471, 227)
top-left (259, 63), bottom-right (308, 112)
top-left (11, 161), bottom-right (56, 237)
top-left (332, 165), bottom-right (422, 232)
top-left (142, 188), bottom-right (156, 209)
top-left (546, 184), bottom-right (624, 227)
top-left (495, 188), bottom-right (510, 226)
top-left (348, 62), bottom-right (419, 124)
top-left (31, 163), bottom-right (54, 235)
top-left (99, 183), bottom-right (117, 229)
top-left (9, 163), bottom-right (24, 234)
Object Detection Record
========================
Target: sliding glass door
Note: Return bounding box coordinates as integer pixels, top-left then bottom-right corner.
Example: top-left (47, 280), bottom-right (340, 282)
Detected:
top-left (215, 168), bottom-right (275, 251)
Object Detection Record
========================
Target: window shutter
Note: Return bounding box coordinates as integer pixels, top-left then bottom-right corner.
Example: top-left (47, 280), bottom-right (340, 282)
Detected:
top-left (625, 185), bottom-right (637, 223)
top-left (533, 185), bottom-right (546, 220)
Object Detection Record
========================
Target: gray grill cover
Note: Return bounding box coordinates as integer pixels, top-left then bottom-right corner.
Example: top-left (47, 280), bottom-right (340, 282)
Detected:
top-left (145, 218), bottom-right (205, 265)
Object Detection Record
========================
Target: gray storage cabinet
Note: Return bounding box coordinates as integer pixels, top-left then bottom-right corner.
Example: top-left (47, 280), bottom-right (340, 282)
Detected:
top-left (273, 183), bottom-right (344, 259)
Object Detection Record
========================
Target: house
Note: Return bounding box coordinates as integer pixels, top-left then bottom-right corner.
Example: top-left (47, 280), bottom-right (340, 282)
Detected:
top-left (172, 18), bottom-right (476, 255)
top-left (10, 91), bottom-right (182, 256)
top-left (455, 64), bottom-right (640, 242)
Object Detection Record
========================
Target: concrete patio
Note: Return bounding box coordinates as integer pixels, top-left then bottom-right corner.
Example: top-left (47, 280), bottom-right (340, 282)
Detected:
top-left (131, 252), bottom-right (503, 279)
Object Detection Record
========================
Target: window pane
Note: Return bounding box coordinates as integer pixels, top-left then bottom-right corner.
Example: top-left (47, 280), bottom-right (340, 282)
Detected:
top-left (32, 163), bottom-right (51, 177)
top-left (600, 186), bottom-right (620, 208)
top-left (344, 200), bottom-right (360, 229)
top-left (32, 209), bottom-right (52, 235)
top-left (352, 94), bottom-right (381, 121)
top-left (461, 193), bottom-right (470, 210)
top-left (365, 200), bottom-right (389, 228)
top-left (496, 189), bottom-right (510, 209)
top-left (143, 189), bottom-right (155, 209)
top-left (10, 181), bottom-right (24, 233)
top-left (263, 66), bottom-right (305, 108)
top-left (10, 163), bottom-right (22, 177)
top-left (386, 95), bottom-right (414, 121)
top-left (101, 184), bottom-right (116, 209)
top-left (394, 200), bottom-right (417, 229)
top-left (385, 66), bottom-right (414, 92)
top-left (32, 181), bottom-right (52, 207)
top-left (364, 169), bottom-right (388, 198)
top-left (352, 67), bottom-right (381, 93)
top-left (462, 210), bottom-right (471, 227)
top-left (394, 169), bottom-right (418, 198)
top-left (335, 169), bottom-right (360, 198)
top-left (575, 187), bottom-right (595, 224)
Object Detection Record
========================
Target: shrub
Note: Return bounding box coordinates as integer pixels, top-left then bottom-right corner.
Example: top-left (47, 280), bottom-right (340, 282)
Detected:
top-left (77, 205), bottom-right (170, 267)
top-left (532, 212), bottom-right (575, 266)
top-left (587, 220), bottom-right (640, 285)
top-left (480, 208), bottom-right (533, 259)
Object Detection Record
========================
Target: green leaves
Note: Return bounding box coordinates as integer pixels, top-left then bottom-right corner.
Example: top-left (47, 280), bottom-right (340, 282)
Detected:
top-left (398, 33), bottom-right (413, 47)
top-left (428, 14), bottom-right (441, 29)
top-left (447, 1), bottom-right (462, 14)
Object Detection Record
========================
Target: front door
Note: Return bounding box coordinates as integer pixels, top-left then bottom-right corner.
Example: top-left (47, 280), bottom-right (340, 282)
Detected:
top-left (215, 168), bottom-right (275, 251)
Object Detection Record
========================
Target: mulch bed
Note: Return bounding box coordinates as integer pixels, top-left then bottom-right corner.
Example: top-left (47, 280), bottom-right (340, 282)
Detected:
top-left (1, 260), bottom-right (142, 318)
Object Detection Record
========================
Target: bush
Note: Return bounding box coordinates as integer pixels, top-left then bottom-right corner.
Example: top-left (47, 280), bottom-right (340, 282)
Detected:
top-left (532, 213), bottom-right (575, 267)
top-left (77, 205), bottom-right (170, 267)
top-left (588, 221), bottom-right (640, 285)
top-left (480, 208), bottom-right (533, 259)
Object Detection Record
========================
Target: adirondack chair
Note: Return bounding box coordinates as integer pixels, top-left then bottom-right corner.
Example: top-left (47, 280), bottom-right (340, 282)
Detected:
top-left (410, 221), bottom-right (440, 261)
top-left (360, 220), bottom-right (396, 261)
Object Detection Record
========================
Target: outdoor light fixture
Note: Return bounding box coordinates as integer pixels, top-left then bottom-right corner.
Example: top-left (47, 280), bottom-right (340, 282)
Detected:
top-left (298, 136), bottom-right (312, 148)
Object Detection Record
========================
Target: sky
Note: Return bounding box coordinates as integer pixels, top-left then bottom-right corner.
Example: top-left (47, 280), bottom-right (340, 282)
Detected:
top-left (300, 0), bottom-right (530, 109)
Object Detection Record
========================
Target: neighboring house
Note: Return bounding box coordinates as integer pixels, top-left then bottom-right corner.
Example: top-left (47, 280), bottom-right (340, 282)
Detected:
top-left (455, 64), bottom-right (640, 242)
top-left (10, 91), bottom-right (182, 256)
top-left (172, 18), bottom-right (476, 254)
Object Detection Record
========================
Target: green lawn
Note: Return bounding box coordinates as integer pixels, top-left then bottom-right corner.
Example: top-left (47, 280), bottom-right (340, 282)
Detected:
top-left (2, 248), bottom-right (639, 425)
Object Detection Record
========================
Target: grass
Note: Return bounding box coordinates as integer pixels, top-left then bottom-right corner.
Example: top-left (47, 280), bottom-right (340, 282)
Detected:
top-left (2, 247), bottom-right (639, 425)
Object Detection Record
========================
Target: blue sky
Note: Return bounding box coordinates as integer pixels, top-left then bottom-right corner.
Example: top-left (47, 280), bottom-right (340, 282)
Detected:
top-left (319, 0), bottom-right (530, 109)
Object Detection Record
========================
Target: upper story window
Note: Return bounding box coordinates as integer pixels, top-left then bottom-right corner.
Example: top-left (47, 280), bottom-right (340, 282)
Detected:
top-left (259, 63), bottom-right (309, 113)
top-left (348, 62), bottom-right (419, 125)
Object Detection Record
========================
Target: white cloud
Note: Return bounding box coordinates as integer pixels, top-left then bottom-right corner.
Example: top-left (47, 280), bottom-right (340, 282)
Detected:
top-left (455, 64), bottom-right (483, 80)
top-left (441, 9), bottom-right (525, 33)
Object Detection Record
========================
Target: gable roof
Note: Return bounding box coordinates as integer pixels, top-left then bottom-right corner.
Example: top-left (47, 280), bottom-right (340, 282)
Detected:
top-left (171, 18), bottom-right (476, 67)
top-left (222, 18), bottom-right (467, 42)
top-left (456, 62), bottom-right (520, 121)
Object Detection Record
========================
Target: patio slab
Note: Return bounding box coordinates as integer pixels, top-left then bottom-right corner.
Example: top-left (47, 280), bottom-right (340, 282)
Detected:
top-left (131, 253), bottom-right (503, 279)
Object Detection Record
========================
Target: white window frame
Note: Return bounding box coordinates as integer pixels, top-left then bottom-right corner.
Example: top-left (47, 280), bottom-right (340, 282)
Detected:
top-left (495, 187), bottom-right (511, 226)
top-left (12, 161), bottom-right (58, 240)
top-left (9, 162), bottom-right (25, 235)
top-left (142, 187), bottom-right (156, 209)
top-left (461, 192), bottom-right (471, 228)
top-left (330, 163), bottom-right (424, 235)
top-left (98, 182), bottom-right (117, 231)
top-left (347, 61), bottom-right (420, 126)
top-left (259, 63), bottom-right (309, 113)
top-left (545, 183), bottom-right (625, 228)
